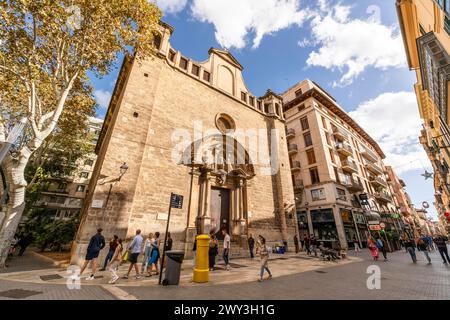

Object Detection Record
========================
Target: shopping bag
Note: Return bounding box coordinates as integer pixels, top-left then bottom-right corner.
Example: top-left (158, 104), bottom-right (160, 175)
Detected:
top-left (122, 250), bottom-right (129, 262)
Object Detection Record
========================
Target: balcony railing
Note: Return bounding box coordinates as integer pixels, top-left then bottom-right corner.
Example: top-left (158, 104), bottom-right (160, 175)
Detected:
top-left (286, 128), bottom-right (295, 139)
top-left (332, 126), bottom-right (348, 141)
top-left (335, 142), bottom-right (353, 157)
top-left (291, 161), bottom-right (301, 172)
top-left (341, 159), bottom-right (358, 173)
top-left (361, 147), bottom-right (378, 163)
top-left (288, 144), bottom-right (298, 154)
top-left (369, 176), bottom-right (387, 189)
top-left (293, 180), bottom-right (304, 192)
top-left (374, 192), bottom-right (393, 203)
top-left (365, 161), bottom-right (384, 176)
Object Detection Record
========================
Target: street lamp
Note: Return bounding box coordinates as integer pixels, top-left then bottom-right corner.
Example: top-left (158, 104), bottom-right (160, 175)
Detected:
top-left (103, 162), bottom-right (129, 212)
top-left (119, 162), bottom-right (129, 180)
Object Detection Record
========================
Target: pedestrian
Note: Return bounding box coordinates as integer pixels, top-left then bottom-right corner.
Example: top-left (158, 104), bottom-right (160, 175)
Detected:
top-left (107, 239), bottom-right (123, 284)
top-left (433, 235), bottom-right (450, 264)
top-left (147, 232), bottom-right (161, 276)
top-left (417, 236), bottom-right (431, 264)
top-left (425, 234), bottom-right (434, 251)
top-left (163, 232), bottom-right (173, 269)
top-left (123, 229), bottom-right (143, 279)
top-left (404, 237), bottom-right (417, 263)
top-left (140, 233), bottom-right (154, 274)
top-left (300, 236), bottom-right (305, 252)
top-left (256, 235), bottom-right (272, 282)
top-left (80, 228), bottom-right (106, 280)
top-left (208, 234), bottom-right (219, 271)
top-left (17, 232), bottom-right (33, 256)
top-left (353, 235), bottom-right (361, 253)
top-left (192, 235), bottom-right (197, 268)
top-left (248, 234), bottom-right (255, 258)
top-left (367, 236), bottom-right (379, 261)
top-left (310, 235), bottom-right (318, 257)
top-left (100, 235), bottom-right (118, 271)
top-left (304, 235), bottom-right (311, 255)
top-left (222, 229), bottom-right (231, 270)
top-left (376, 236), bottom-right (388, 261)
top-left (294, 234), bottom-right (299, 254)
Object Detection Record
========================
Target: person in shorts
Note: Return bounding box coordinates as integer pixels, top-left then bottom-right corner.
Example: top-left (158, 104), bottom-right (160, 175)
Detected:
top-left (80, 228), bottom-right (106, 280)
top-left (123, 229), bottom-right (143, 279)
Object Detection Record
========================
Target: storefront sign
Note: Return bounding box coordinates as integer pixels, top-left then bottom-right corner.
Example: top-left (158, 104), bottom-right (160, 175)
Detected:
top-left (369, 225), bottom-right (381, 231)
top-left (368, 220), bottom-right (380, 225)
top-left (353, 213), bottom-right (366, 225)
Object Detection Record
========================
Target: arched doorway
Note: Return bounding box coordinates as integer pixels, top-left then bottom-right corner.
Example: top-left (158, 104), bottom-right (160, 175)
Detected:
top-left (180, 134), bottom-right (255, 239)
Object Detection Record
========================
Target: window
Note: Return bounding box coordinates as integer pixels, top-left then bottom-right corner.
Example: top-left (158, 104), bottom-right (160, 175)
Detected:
top-left (309, 167), bottom-right (320, 184)
top-left (80, 172), bottom-right (89, 179)
top-left (76, 185), bottom-right (86, 192)
top-left (84, 159), bottom-right (94, 166)
top-left (179, 57), bottom-right (188, 70)
top-left (257, 101), bottom-right (262, 111)
top-left (153, 34), bottom-right (161, 50)
top-left (241, 91), bottom-right (247, 103)
top-left (168, 50), bottom-right (176, 62)
top-left (321, 116), bottom-right (327, 129)
top-left (300, 116), bottom-right (309, 131)
top-left (249, 96), bottom-right (255, 107)
top-left (203, 70), bottom-right (211, 82)
top-left (295, 88), bottom-right (303, 97)
top-left (303, 132), bottom-right (313, 147)
top-left (329, 149), bottom-right (335, 164)
top-left (311, 188), bottom-right (325, 201)
top-left (264, 104), bottom-right (270, 113)
top-left (336, 188), bottom-right (346, 201)
top-left (57, 182), bottom-right (67, 190)
top-left (445, 16), bottom-right (450, 35)
top-left (306, 149), bottom-right (316, 165)
top-left (298, 104), bottom-right (305, 112)
top-left (275, 103), bottom-right (280, 116)
top-left (191, 64), bottom-right (200, 76)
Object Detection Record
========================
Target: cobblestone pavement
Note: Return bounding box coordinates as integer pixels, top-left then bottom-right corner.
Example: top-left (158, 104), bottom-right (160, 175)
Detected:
top-left (1, 248), bottom-right (450, 299)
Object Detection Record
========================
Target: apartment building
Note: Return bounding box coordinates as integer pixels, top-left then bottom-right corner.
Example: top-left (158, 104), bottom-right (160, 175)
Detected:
top-left (33, 117), bottom-right (103, 220)
top-left (397, 0), bottom-right (450, 234)
top-left (283, 80), bottom-right (401, 250)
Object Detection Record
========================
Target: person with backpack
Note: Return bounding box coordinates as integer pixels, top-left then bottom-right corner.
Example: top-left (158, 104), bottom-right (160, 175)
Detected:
top-left (376, 236), bottom-right (388, 261)
top-left (417, 236), bottom-right (431, 264)
top-left (208, 234), bottom-right (219, 271)
top-left (256, 235), bottom-right (272, 282)
top-left (404, 237), bottom-right (417, 263)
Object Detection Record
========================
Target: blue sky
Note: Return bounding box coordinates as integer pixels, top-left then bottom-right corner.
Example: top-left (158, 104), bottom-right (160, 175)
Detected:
top-left (89, 0), bottom-right (437, 219)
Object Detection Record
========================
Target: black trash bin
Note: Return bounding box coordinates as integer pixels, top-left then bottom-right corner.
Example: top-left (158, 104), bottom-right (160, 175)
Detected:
top-left (163, 250), bottom-right (185, 285)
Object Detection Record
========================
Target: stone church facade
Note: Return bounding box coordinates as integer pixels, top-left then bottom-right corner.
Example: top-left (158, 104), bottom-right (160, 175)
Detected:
top-left (71, 22), bottom-right (298, 264)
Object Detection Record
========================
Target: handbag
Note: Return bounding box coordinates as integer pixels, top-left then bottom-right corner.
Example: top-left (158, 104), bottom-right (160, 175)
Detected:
top-left (122, 250), bottom-right (129, 262)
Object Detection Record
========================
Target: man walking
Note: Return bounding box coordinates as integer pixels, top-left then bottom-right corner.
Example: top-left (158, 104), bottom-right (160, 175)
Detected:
top-left (123, 229), bottom-right (143, 279)
top-left (417, 236), bottom-right (431, 264)
top-left (222, 229), bottom-right (231, 270)
top-left (404, 237), bottom-right (417, 263)
top-left (376, 236), bottom-right (388, 261)
top-left (248, 234), bottom-right (255, 258)
top-left (100, 235), bottom-right (118, 271)
top-left (304, 235), bottom-right (311, 255)
top-left (80, 228), bottom-right (106, 280)
top-left (353, 235), bottom-right (361, 253)
top-left (294, 234), bottom-right (299, 254)
top-left (310, 235), bottom-right (317, 257)
top-left (433, 235), bottom-right (450, 264)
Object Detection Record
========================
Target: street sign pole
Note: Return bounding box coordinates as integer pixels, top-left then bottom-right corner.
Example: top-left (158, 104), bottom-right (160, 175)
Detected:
top-left (159, 193), bottom-right (173, 285)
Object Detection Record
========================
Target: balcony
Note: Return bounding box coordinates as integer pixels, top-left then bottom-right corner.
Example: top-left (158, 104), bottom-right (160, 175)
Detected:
top-left (341, 159), bottom-right (358, 173)
top-left (293, 180), bottom-right (304, 193)
top-left (374, 191), bottom-right (393, 204)
top-left (361, 147), bottom-right (378, 163)
top-left (291, 161), bottom-right (301, 172)
top-left (335, 142), bottom-right (353, 157)
top-left (365, 161), bottom-right (384, 176)
top-left (332, 126), bottom-right (348, 141)
top-left (286, 128), bottom-right (295, 139)
top-left (340, 176), bottom-right (364, 193)
top-left (288, 144), bottom-right (298, 155)
top-left (369, 176), bottom-right (387, 189)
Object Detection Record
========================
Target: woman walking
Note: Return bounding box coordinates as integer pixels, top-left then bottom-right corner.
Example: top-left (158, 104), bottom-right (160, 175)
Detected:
top-left (208, 234), bottom-right (219, 271)
top-left (108, 239), bottom-right (123, 284)
top-left (367, 236), bottom-right (379, 261)
top-left (256, 235), bottom-right (272, 282)
top-left (141, 233), bottom-right (154, 274)
top-left (147, 232), bottom-right (161, 276)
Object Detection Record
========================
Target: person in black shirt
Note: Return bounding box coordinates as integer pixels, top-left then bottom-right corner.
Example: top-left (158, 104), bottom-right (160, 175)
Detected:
top-left (100, 235), bottom-right (118, 271)
top-left (433, 235), bottom-right (450, 264)
top-left (248, 234), bottom-right (255, 258)
top-left (80, 228), bottom-right (106, 280)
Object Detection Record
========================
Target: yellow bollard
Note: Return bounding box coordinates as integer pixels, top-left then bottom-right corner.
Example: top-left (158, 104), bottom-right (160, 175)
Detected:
top-left (193, 234), bottom-right (210, 283)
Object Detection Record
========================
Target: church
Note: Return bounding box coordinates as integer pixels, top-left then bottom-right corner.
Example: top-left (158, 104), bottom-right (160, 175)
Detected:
top-left (71, 22), bottom-right (298, 264)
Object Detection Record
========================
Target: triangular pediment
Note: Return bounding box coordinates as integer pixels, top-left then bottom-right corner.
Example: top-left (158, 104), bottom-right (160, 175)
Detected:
top-left (208, 48), bottom-right (244, 71)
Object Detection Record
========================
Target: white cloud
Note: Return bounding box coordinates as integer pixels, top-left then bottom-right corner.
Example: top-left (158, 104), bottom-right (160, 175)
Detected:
top-left (305, 4), bottom-right (406, 86)
top-left (190, 0), bottom-right (311, 49)
top-left (349, 91), bottom-right (431, 174)
top-left (94, 90), bottom-right (112, 110)
top-left (157, 0), bottom-right (188, 14)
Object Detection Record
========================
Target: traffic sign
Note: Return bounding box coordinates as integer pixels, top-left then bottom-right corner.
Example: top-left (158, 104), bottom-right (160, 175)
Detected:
top-left (170, 193), bottom-right (184, 209)
top-left (379, 222), bottom-right (386, 229)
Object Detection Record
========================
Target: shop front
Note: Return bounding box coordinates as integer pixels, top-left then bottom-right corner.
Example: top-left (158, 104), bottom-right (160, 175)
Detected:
top-left (353, 211), bottom-right (369, 248)
top-left (296, 210), bottom-right (310, 239)
top-left (340, 209), bottom-right (358, 248)
top-left (310, 209), bottom-right (339, 249)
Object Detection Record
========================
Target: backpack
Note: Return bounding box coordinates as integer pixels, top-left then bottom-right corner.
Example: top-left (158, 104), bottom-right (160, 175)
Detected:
top-left (376, 239), bottom-right (383, 249)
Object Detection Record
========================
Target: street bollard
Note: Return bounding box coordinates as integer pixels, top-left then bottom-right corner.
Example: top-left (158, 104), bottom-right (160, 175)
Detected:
top-left (193, 234), bottom-right (210, 283)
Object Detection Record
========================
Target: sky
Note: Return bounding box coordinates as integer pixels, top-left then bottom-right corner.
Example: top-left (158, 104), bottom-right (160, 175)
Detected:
top-left (89, 0), bottom-right (438, 220)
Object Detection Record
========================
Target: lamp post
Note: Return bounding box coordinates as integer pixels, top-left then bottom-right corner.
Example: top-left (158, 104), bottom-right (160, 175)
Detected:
top-left (103, 162), bottom-right (128, 212)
